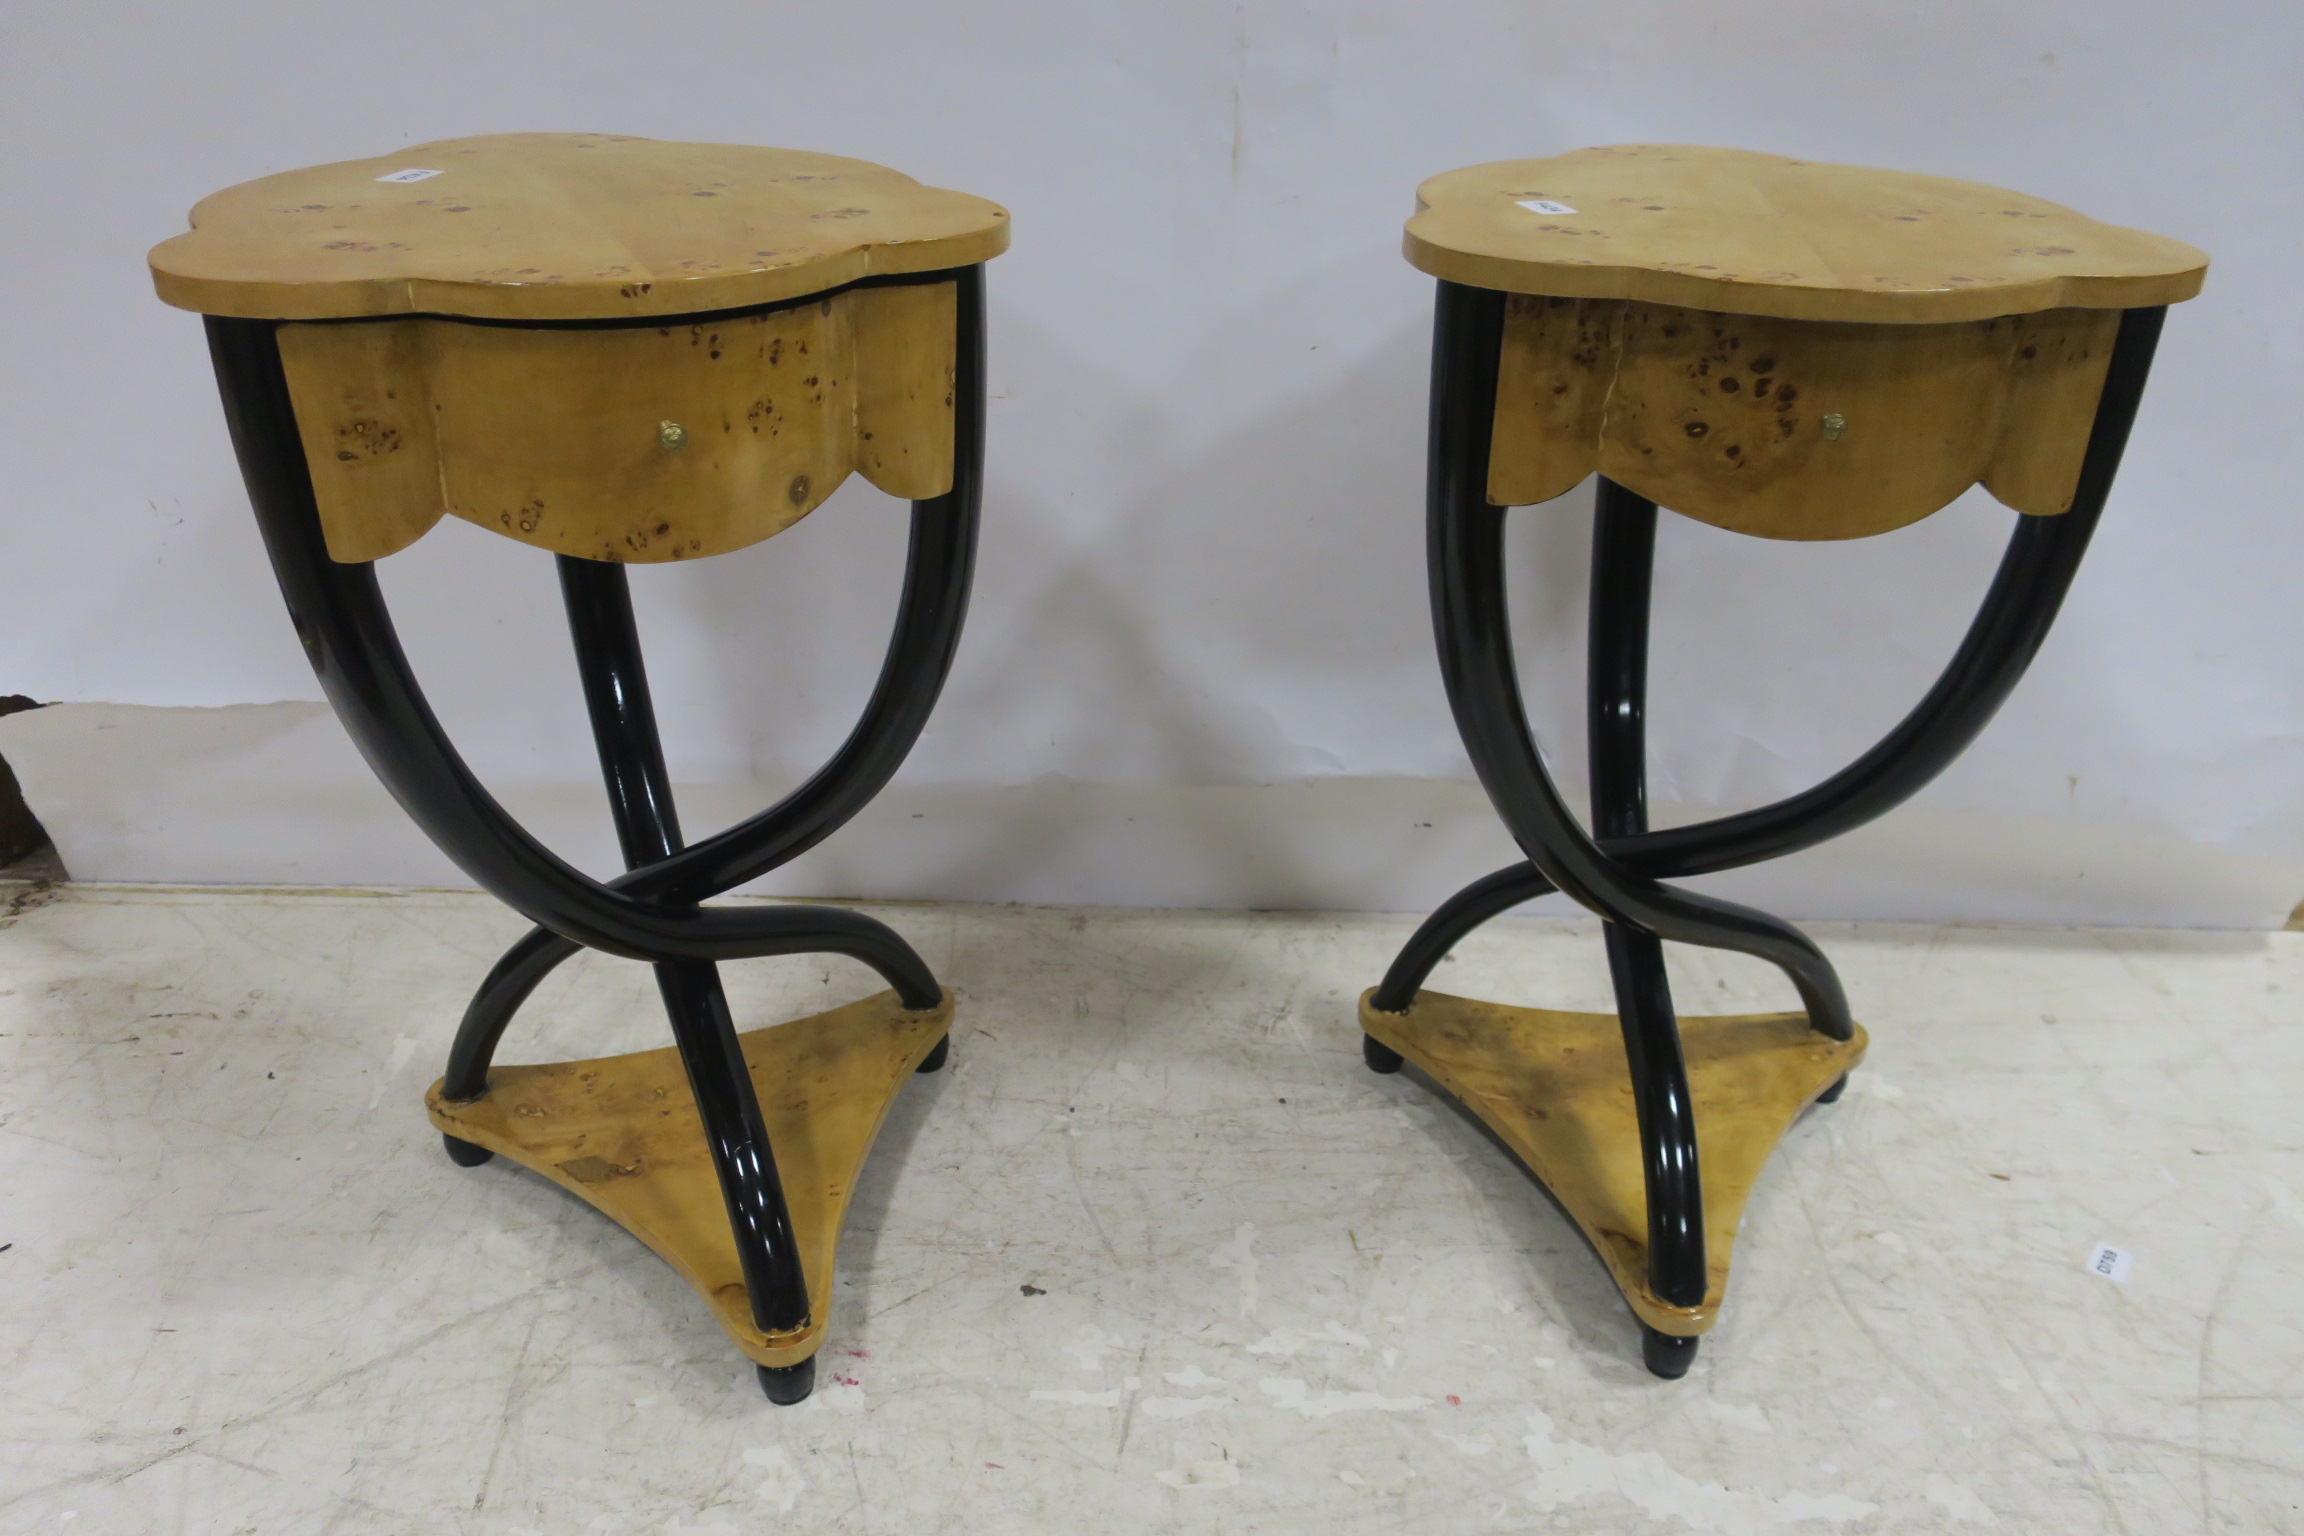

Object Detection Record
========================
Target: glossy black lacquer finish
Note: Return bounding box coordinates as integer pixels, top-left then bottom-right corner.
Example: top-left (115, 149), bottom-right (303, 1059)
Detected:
top-left (203, 265), bottom-right (985, 1402)
top-left (1372, 280), bottom-right (2166, 1375)
top-left (1641, 1325), bottom-right (1699, 1380)
top-left (556, 553), bottom-right (809, 1336)
top-left (1588, 483), bottom-right (1706, 1311)
top-left (758, 1359), bottom-right (816, 1406)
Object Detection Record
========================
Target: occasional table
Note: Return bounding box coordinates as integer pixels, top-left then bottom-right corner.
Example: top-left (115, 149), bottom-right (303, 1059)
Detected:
top-left (1362, 145), bottom-right (2203, 1377)
top-left (151, 133), bottom-right (1008, 1403)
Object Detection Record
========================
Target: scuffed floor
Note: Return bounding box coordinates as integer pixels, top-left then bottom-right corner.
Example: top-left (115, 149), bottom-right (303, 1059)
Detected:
top-left (1, 886), bottom-right (2299, 1533)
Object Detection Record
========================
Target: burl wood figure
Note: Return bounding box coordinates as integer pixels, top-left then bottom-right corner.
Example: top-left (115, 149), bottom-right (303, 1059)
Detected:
top-left (1364, 145), bottom-right (2203, 1377)
top-left (151, 133), bottom-right (1007, 1403)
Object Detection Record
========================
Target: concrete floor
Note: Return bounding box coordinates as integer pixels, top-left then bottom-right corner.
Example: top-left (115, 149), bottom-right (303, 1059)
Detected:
top-left (2, 885), bottom-right (2300, 1534)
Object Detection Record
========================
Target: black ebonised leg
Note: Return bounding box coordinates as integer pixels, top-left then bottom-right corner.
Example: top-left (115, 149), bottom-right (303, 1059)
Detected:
top-left (442, 1133), bottom-right (494, 1167)
top-left (1641, 1325), bottom-right (1700, 1380)
top-left (1369, 863), bottom-right (1559, 1015)
top-left (1363, 1034), bottom-right (1405, 1074)
top-left (656, 958), bottom-right (811, 1333)
top-left (441, 927), bottom-right (578, 1103)
top-left (915, 1034), bottom-right (951, 1073)
top-left (1603, 922), bottom-right (1705, 1307)
top-left (1588, 480), bottom-right (1708, 1312)
top-left (1816, 1074), bottom-right (1849, 1104)
top-left (559, 554), bottom-right (813, 1338)
top-left (757, 1358), bottom-right (816, 1404)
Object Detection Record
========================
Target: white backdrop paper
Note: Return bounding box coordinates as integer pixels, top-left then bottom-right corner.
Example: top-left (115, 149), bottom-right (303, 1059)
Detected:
top-left (1, 0), bottom-right (2299, 925)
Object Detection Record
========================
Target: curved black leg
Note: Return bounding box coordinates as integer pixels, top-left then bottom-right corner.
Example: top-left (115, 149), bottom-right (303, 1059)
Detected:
top-left (628, 266), bottom-right (986, 907)
top-left (1588, 483), bottom-right (1705, 1309)
top-left (915, 1034), bottom-right (951, 1074)
top-left (437, 265), bottom-right (989, 1087)
top-left (1816, 1073), bottom-right (1848, 1104)
top-left (1377, 303), bottom-right (2166, 989)
top-left (658, 959), bottom-right (809, 1334)
top-left (1425, 282), bottom-right (1851, 1039)
top-left (559, 554), bottom-right (811, 1338)
top-left (441, 927), bottom-right (580, 1102)
top-left (1625, 304), bottom-right (2168, 879)
top-left (757, 1358), bottom-right (816, 1405)
top-left (1640, 1325), bottom-right (1699, 1380)
top-left (558, 555), bottom-right (687, 870)
top-left (1369, 862), bottom-right (1559, 1013)
top-left (1606, 927), bottom-right (1703, 1303)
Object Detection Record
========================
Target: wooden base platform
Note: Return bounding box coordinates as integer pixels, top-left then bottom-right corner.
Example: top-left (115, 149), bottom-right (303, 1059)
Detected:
top-left (1358, 988), bottom-right (1863, 1336)
top-left (426, 988), bottom-right (952, 1367)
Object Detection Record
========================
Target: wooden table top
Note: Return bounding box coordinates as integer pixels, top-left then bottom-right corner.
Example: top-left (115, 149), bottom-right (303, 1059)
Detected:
top-left (1405, 145), bottom-right (2204, 324)
top-left (150, 133), bottom-right (1008, 322)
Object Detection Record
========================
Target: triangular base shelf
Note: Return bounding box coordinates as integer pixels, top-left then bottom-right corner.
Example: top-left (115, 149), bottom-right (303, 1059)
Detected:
top-left (1359, 988), bottom-right (1864, 1336)
top-left (427, 988), bottom-right (951, 1367)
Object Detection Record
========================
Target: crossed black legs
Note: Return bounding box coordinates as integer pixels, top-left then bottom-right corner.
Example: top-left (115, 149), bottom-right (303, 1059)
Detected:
top-left (1376, 293), bottom-right (2168, 1014)
top-left (438, 277), bottom-right (986, 1101)
top-left (204, 266), bottom-right (985, 1405)
top-left (1372, 280), bottom-right (2165, 1375)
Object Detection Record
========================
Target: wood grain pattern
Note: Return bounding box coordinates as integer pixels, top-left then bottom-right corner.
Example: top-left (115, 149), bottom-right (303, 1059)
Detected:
top-left (1487, 296), bottom-right (2120, 537)
top-left (1983, 306), bottom-right (2126, 514)
top-left (275, 319), bottom-right (445, 563)
top-left (1359, 988), bottom-right (1865, 1337)
top-left (151, 133), bottom-right (1008, 322)
top-left (426, 988), bottom-right (953, 1369)
top-left (278, 281), bottom-right (958, 563)
top-left (1486, 295), bottom-right (1619, 509)
top-left (1408, 145), bottom-right (2204, 325)
top-left (851, 279), bottom-right (959, 501)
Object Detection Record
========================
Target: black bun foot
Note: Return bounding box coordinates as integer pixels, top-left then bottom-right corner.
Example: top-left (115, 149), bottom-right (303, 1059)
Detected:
top-left (1363, 1034), bottom-right (1405, 1074)
top-left (1816, 1073), bottom-right (1849, 1104)
top-left (757, 1357), bottom-right (816, 1404)
top-left (915, 1034), bottom-right (951, 1074)
top-left (442, 1133), bottom-right (495, 1167)
top-left (1640, 1324), bottom-right (1699, 1379)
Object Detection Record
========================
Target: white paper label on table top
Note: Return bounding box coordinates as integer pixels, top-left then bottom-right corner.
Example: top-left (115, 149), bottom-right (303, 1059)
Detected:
top-left (1516, 199), bottom-right (1578, 215)
top-left (2084, 1241), bottom-right (2133, 1284)
top-left (375, 168), bottom-right (443, 184)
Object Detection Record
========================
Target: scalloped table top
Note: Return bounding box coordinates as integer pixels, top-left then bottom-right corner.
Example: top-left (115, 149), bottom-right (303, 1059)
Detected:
top-left (149, 133), bottom-right (1009, 322)
top-left (1405, 145), bottom-right (2205, 324)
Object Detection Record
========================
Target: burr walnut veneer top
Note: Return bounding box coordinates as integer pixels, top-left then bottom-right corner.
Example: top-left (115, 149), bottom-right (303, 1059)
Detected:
top-left (150, 133), bottom-right (1009, 322)
top-left (1405, 145), bottom-right (2204, 324)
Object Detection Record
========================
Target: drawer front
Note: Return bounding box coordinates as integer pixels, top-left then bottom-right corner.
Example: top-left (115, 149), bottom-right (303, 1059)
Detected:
top-left (279, 280), bottom-right (957, 563)
top-left (1488, 296), bottom-right (2117, 540)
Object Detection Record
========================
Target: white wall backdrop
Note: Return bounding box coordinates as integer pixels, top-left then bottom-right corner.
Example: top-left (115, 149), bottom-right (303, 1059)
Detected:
top-left (2, 0), bottom-right (2300, 925)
